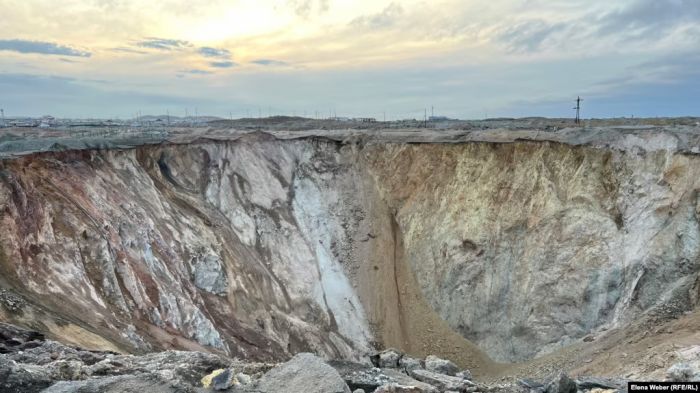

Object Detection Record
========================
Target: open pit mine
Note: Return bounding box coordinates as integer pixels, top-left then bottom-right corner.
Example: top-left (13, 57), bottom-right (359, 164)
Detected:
top-left (1, 123), bottom-right (700, 392)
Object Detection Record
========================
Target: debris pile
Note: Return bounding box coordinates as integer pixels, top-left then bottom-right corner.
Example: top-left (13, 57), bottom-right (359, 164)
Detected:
top-left (0, 323), bottom-right (645, 392)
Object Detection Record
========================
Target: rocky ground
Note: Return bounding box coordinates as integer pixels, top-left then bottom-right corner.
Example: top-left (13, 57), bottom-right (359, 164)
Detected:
top-left (8, 321), bottom-right (690, 393)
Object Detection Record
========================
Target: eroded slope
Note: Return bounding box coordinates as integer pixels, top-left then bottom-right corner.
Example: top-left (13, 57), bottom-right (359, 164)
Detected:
top-left (0, 133), bottom-right (698, 373)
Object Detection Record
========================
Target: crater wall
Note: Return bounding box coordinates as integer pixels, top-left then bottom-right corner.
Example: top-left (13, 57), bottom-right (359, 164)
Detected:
top-left (0, 134), bottom-right (698, 366)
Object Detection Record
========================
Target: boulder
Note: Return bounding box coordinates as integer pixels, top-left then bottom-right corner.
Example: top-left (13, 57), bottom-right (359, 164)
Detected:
top-left (255, 353), bottom-right (351, 393)
top-left (424, 355), bottom-right (459, 376)
top-left (371, 349), bottom-right (403, 369)
top-left (545, 372), bottom-right (577, 393)
top-left (409, 369), bottom-right (476, 391)
top-left (201, 368), bottom-right (236, 390)
top-left (329, 361), bottom-right (436, 393)
top-left (236, 372), bottom-right (252, 385)
top-left (399, 357), bottom-right (423, 373)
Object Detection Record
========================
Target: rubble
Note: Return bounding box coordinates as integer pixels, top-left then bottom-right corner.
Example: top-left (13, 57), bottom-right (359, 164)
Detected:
top-left (0, 320), bottom-right (640, 393)
top-left (424, 355), bottom-right (460, 377)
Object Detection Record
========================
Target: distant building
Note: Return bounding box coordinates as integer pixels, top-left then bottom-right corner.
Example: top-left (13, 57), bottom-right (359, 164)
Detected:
top-left (357, 117), bottom-right (377, 123)
top-left (39, 115), bottom-right (56, 128)
top-left (429, 116), bottom-right (450, 121)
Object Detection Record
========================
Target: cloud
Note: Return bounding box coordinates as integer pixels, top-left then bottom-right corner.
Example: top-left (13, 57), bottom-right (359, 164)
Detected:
top-left (595, 0), bottom-right (700, 39)
top-left (136, 37), bottom-right (191, 50)
top-left (493, 0), bottom-right (700, 54)
top-left (112, 47), bottom-right (149, 55)
top-left (496, 20), bottom-right (568, 53)
top-left (198, 47), bottom-right (231, 58)
top-left (251, 59), bottom-right (289, 66)
top-left (288, 0), bottom-right (329, 18)
top-left (350, 3), bottom-right (403, 30)
top-left (182, 69), bottom-right (213, 75)
top-left (210, 61), bottom-right (237, 68)
top-left (0, 39), bottom-right (91, 57)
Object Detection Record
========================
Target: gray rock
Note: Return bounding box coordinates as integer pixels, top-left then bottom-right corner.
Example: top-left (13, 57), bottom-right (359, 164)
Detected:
top-left (545, 372), bottom-right (577, 393)
top-left (456, 370), bottom-right (472, 381)
top-left (381, 370), bottom-right (439, 393)
top-left (352, 389), bottom-right (366, 393)
top-left (399, 357), bottom-right (423, 373)
top-left (518, 379), bottom-right (544, 390)
top-left (0, 357), bottom-right (53, 393)
top-left (374, 383), bottom-right (425, 393)
top-left (331, 361), bottom-right (392, 391)
top-left (42, 374), bottom-right (194, 393)
top-left (89, 350), bottom-right (232, 386)
top-left (6, 340), bottom-right (109, 366)
top-left (424, 355), bottom-right (459, 376)
top-left (0, 322), bottom-right (46, 356)
top-left (191, 253), bottom-right (228, 296)
top-left (46, 360), bottom-right (88, 380)
top-left (211, 368), bottom-right (235, 390)
top-left (667, 363), bottom-right (699, 382)
top-left (575, 376), bottom-right (626, 390)
top-left (409, 369), bottom-right (475, 391)
top-left (371, 349), bottom-right (403, 369)
top-left (255, 353), bottom-right (350, 393)
top-left (330, 360), bottom-right (436, 393)
top-left (236, 372), bottom-right (252, 385)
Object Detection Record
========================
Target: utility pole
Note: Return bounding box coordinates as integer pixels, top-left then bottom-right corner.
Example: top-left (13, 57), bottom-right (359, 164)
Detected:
top-left (166, 109), bottom-right (170, 126)
top-left (0, 109), bottom-right (4, 127)
top-left (431, 106), bottom-right (434, 118)
top-left (424, 108), bottom-right (427, 128)
top-left (574, 96), bottom-right (583, 125)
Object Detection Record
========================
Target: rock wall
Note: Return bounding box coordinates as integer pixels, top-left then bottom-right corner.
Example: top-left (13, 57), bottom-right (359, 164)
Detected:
top-left (364, 142), bottom-right (700, 362)
top-left (0, 134), bottom-right (698, 365)
top-left (0, 136), bottom-right (375, 362)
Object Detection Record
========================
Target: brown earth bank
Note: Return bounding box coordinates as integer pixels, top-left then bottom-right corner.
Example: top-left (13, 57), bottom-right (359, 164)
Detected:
top-left (0, 129), bottom-right (699, 384)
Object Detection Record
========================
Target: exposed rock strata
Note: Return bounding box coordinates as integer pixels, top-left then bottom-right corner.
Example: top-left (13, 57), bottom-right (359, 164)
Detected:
top-left (0, 132), bottom-right (698, 367)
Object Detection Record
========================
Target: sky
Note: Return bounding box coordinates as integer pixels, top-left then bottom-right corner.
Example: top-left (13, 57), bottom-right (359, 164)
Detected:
top-left (0, 0), bottom-right (698, 119)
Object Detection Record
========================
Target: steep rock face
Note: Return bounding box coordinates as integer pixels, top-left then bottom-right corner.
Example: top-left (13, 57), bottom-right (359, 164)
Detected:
top-left (0, 135), bottom-right (699, 366)
top-left (0, 136), bottom-right (374, 362)
top-left (364, 142), bottom-right (700, 361)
